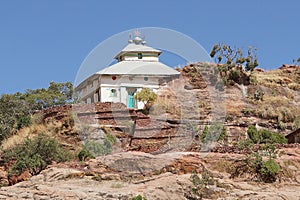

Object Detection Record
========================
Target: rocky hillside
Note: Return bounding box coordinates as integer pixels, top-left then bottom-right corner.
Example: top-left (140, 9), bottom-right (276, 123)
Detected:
top-left (0, 63), bottom-right (299, 199)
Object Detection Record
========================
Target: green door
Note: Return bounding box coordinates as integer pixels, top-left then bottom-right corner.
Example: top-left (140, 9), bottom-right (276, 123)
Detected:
top-left (128, 92), bottom-right (135, 108)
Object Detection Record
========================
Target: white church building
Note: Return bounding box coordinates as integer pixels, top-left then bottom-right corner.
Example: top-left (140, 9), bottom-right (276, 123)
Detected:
top-left (75, 33), bottom-right (180, 109)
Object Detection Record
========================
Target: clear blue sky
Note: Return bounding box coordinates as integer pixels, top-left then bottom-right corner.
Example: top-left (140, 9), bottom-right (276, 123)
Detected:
top-left (0, 0), bottom-right (299, 94)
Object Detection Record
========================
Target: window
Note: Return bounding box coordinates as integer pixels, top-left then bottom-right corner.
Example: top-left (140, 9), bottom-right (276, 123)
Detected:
top-left (138, 53), bottom-right (142, 59)
top-left (110, 89), bottom-right (117, 97)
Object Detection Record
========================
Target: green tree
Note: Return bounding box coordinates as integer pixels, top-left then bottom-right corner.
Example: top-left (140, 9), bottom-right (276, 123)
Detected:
top-left (0, 94), bottom-right (31, 141)
top-left (23, 81), bottom-right (74, 110)
top-left (134, 88), bottom-right (157, 112)
top-left (0, 82), bottom-right (74, 143)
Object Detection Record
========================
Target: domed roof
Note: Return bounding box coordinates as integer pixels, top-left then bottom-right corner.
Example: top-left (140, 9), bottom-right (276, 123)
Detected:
top-left (96, 61), bottom-right (179, 76)
top-left (114, 37), bottom-right (161, 59)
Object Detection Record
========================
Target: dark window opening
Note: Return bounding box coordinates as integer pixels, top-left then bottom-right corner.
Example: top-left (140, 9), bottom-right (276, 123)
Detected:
top-left (138, 53), bottom-right (142, 59)
top-left (110, 89), bottom-right (117, 97)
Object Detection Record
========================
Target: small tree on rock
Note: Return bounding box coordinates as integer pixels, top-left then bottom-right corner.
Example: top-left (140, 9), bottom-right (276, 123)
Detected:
top-left (210, 43), bottom-right (259, 72)
top-left (135, 88), bottom-right (157, 113)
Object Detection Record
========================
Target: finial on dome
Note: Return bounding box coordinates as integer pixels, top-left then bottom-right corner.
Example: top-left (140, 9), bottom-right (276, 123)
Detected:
top-left (133, 36), bottom-right (142, 44)
top-left (141, 36), bottom-right (146, 45)
top-left (134, 30), bottom-right (141, 37)
top-left (128, 33), bottom-right (133, 43)
top-left (129, 30), bottom-right (147, 45)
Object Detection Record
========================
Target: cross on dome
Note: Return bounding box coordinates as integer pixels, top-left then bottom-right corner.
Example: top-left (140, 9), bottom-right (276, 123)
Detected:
top-left (134, 30), bottom-right (141, 37)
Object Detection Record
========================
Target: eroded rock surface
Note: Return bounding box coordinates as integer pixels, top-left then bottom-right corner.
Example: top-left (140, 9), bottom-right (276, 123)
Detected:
top-left (0, 150), bottom-right (299, 200)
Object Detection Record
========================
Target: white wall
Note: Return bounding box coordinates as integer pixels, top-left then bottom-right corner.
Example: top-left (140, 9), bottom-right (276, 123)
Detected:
top-left (100, 75), bottom-right (159, 87)
top-left (100, 87), bottom-right (120, 103)
top-left (78, 75), bottom-right (163, 107)
top-left (124, 56), bottom-right (158, 61)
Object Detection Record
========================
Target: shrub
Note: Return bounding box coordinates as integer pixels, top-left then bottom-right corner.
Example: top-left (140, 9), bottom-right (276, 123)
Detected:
top-left (260, 129), bottom-right (287, 144)
top-left (228, 70), bottom-right (240, 83)
top-left (269, 132), bottom-right (287, 144)
top-left (254, 89), bottom-right (264, 101)
top-left (231, 143), bottom-right (281, 183)
top-left (83, 134), bottom-right (116, 157)
top-left (78, 148), bottom-right (94, 161)
top-left (105, 133), bottom-right (117, 144)
top-left (16, 115), bottom-right (32, 130)
top-left (247, 126), bottom-right (287, 144)
top-left (201, 126), bottom-right (209, 142)
top-left (187, 168), bottom-right (214, 199)
top-left (236, 139), bottom-right (254, 151)
top-left (259, 158), bottom-right (280, 183)
top-left (3, 133), bottom-right (71, 176)
top-left (201, 123), bottom-right (227, 142)
top-left (260, 129), bottom-right (272, 143)
top-left (132, 195), bottom-right (147, 200)
top-left (247, 125), bottom-right (260, 144)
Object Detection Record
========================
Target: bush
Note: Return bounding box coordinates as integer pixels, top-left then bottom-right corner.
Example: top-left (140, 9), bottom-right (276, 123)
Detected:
top-left (83, 134), bottom-right (116, 157)
top-left (201, 123), bottom-right (227, 142)
top-left (228, 70), bottom-right (240, 83)
top-left (236, 139), bottom-right (254, 151)
top-left (269, 132), bottom-right (287, 144)
top-left (247, 126), bottom-right (287, 144)
top-left (78, 148), bottom-right (94, 161)
top-left (16, 115), bottom-right (32, 130)
top-left (201, 126), bottom-right (209, 142)
top-left (260, 129), bottom-right (272, 143)
top-left (259, 158), bottom-right (280, 183)
top-left (132, 195), bottom-right (147, 200)
top-left (254, 89), bottom-right (264, 101)
top-left (3, 133), bottom-right (71, 176)
top-left (231, 143), bottom-right (281, 183)
top-left (247, 125), bottom-right (260, 144)
top-left (187, 168), bottom-right (214, 199)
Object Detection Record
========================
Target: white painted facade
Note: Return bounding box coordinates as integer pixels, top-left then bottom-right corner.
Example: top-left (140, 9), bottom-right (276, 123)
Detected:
top-left (76, 35), bottom-right (180, 109)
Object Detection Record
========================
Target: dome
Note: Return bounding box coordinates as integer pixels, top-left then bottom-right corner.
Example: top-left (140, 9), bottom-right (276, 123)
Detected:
top-left (133, 36), bottom-right (142, 44)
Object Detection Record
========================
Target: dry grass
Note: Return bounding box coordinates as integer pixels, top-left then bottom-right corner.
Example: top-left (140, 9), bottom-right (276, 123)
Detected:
top-left (252, 71), bottom-right (293, 88)
top-left (1, 119), bottom-right (69, 151)
top-left (246, 82), bottom-right (300, 130)
top-left (210, 159), bottom-right (233, 173)
top-left (1, 124), bottom-right (47, 150)
top-left (155, 98), bottom-right (181, 117)
top-left (263, 96), bottom-right (290, 108)
top-left (288, 82), bottom-right (300, 91)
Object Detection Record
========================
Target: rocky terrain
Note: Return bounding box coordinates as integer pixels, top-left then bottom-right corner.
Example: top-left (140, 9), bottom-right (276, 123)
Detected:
top-left (0, 148), bottom-right (299, 199)
top-left (0, 63), bottom-right (299, 199)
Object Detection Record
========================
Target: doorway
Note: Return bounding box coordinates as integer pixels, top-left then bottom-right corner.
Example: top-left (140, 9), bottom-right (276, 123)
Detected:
top-left (126, 88), bottom-right (137, 108)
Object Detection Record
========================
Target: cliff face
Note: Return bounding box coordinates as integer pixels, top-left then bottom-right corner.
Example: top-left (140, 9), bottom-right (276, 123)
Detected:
top-left (181, 63), bottom-right (300, 138)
